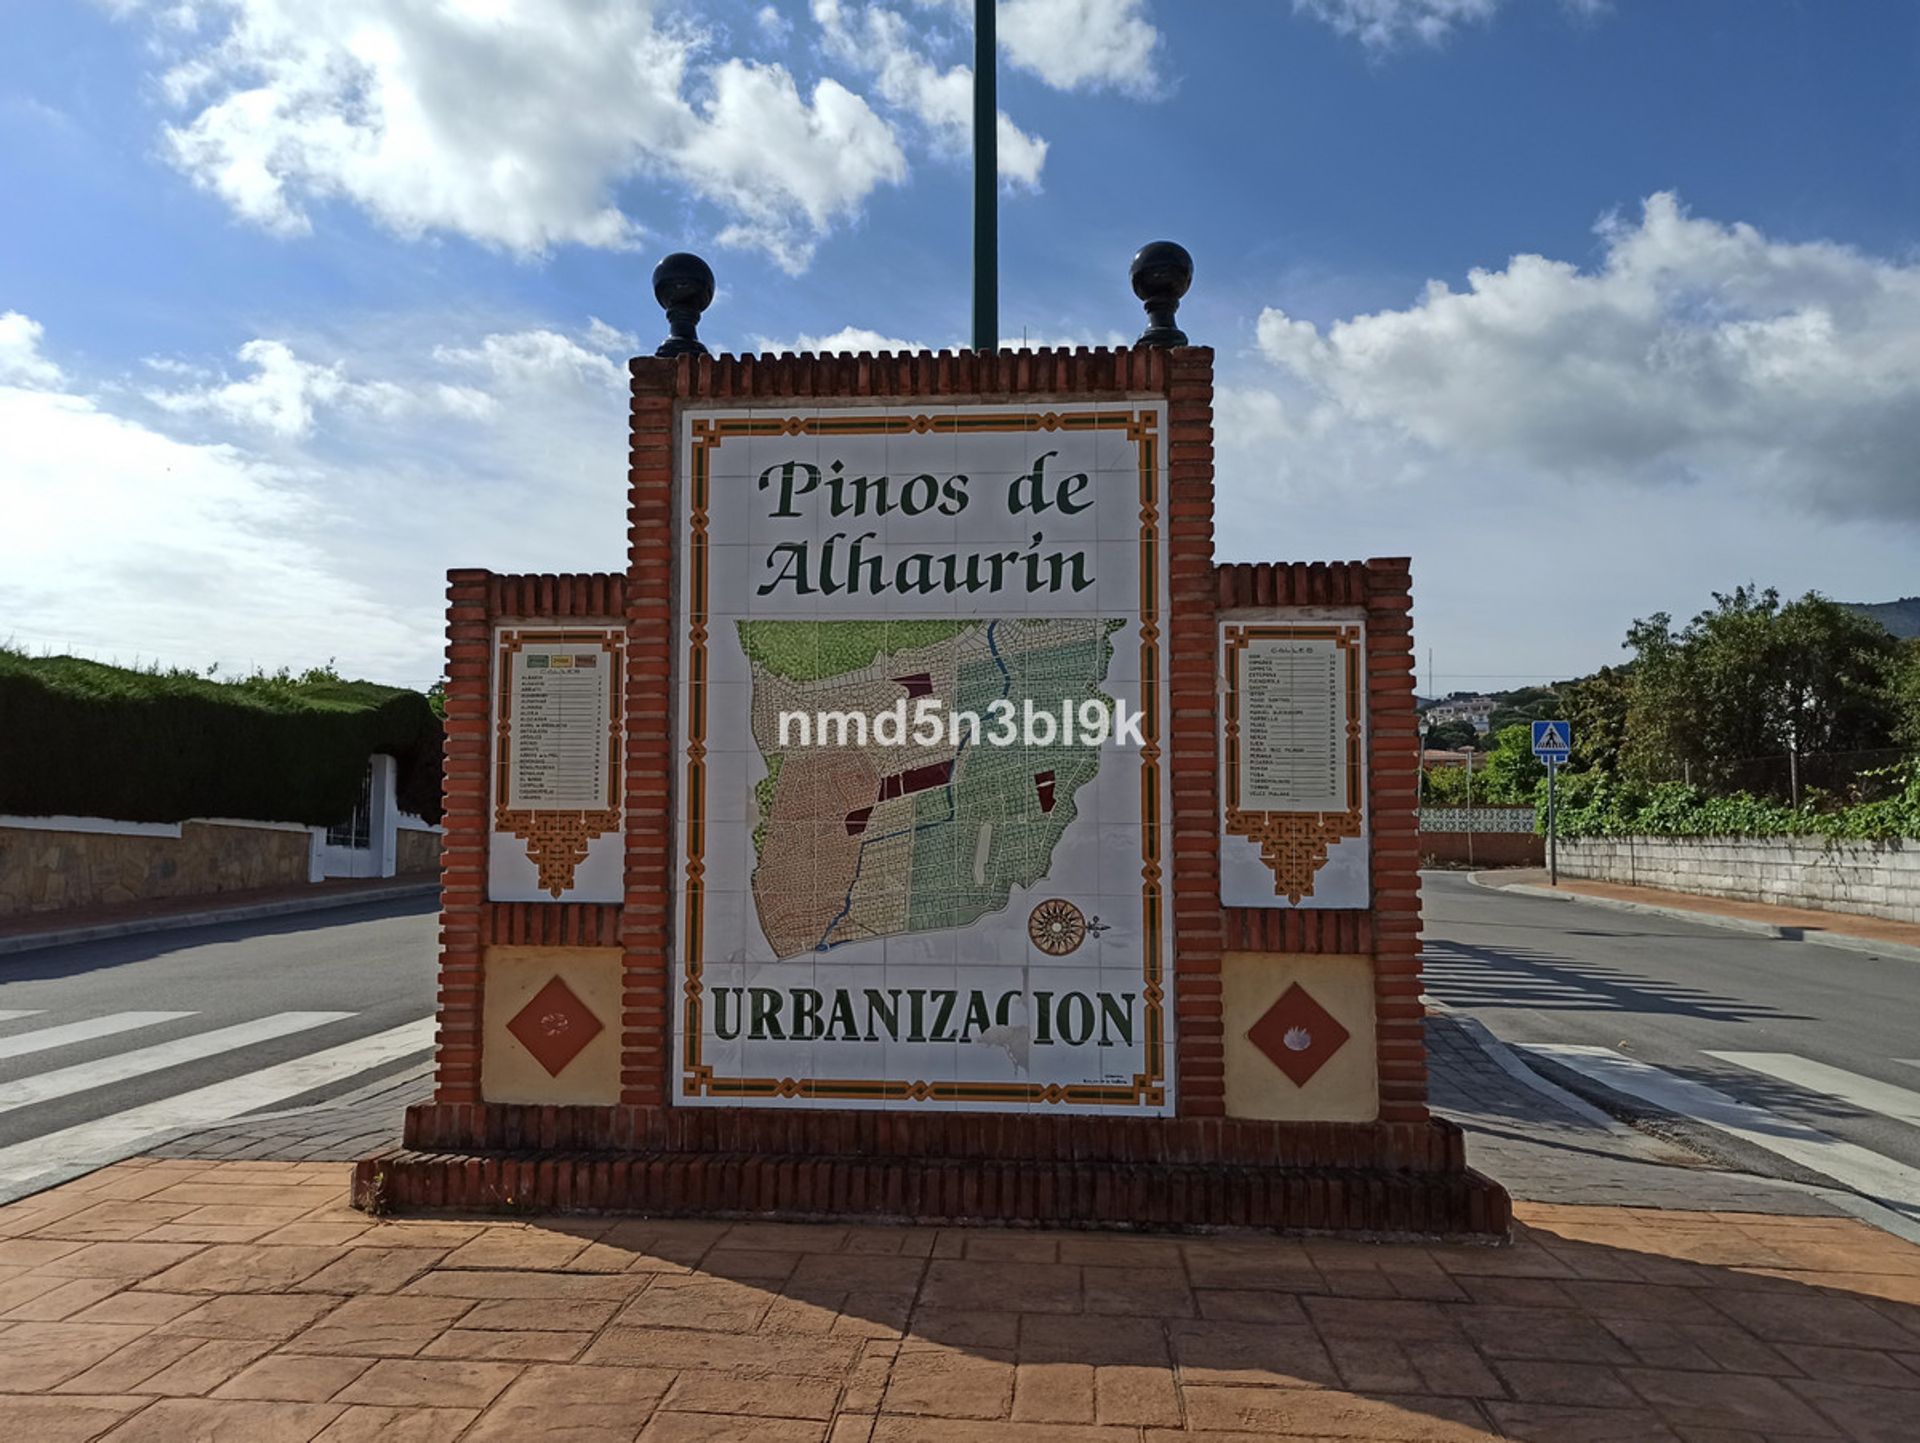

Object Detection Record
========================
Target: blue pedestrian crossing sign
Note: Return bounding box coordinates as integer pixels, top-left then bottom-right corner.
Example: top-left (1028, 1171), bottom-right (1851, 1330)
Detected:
top-left (1531, 720), bottom-right (1572, 763)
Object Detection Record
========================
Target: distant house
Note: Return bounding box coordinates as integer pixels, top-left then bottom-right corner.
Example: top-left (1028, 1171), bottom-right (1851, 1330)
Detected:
top-left (1424, 695), bottom-right (1497, 734)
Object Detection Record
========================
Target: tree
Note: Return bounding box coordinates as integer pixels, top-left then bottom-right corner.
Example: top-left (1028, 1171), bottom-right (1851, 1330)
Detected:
top-left (1622, 587), bottom-right (1902, 799)
top-left (1480, 723), bottom-right (1545, 804)
top-left (1557, 664), bottom-right (1633, 776)
top-left (1422, 718), bottom-right (1481, 752)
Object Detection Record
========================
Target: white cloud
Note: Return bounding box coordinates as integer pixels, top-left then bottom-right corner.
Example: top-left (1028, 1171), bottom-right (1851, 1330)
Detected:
top-left (1291, 0), bottom-right (1608, 49)
top-left (125, 0), bottom-right (905, 269)
top-left (0, 312), bottom-right (66, 388)
top-left (149, 338), bottom-right (494, 439)
top-left (814, 1), bottom-right (1047, 186)
top-left (995, 0), bottom-right (1161, 93)
top-left (1253, 193), bottom-right (1920, 522)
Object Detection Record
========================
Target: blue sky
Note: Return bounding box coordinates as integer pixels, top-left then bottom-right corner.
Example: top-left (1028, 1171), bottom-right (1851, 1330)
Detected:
top-left (3, 0), bottom-right (1916, 695)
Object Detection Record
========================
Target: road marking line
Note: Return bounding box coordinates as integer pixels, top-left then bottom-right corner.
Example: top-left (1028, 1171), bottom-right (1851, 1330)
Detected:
top-left (0, 1012), bottom-right (354, 1114)
top-left (1706, 1052), bottom-right (1920, 1129)
top-left (0, 1012), bottom-right (194, 1060)
top-left (1518, 1044), bottom-right (1920, 1221)
top-left (0, 1017), bottom-right (434, 1205)
top-left (0, 1011), bottom-right (46, 1023)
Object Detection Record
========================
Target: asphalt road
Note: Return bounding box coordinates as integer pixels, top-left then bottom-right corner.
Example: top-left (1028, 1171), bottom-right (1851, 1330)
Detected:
top-left (0, 895), bottom-right (438, 1167)
top-left (1422, 870), bottom-right (1920, 1187)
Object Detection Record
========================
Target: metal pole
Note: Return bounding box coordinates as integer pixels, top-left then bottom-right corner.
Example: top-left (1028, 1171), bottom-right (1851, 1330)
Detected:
top-left (1547, 760), bottom-right (1559, 886)
top-left (971, 0), bottom-right (998, 351)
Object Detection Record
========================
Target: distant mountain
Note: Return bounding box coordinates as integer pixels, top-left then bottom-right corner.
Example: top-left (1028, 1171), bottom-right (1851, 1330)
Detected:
top-left (1841, 597), bottom-right (1920, 639)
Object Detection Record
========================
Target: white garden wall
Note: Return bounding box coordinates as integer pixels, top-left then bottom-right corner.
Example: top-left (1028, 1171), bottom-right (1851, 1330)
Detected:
top-left (1556, 836), bottom-right (1919, 926)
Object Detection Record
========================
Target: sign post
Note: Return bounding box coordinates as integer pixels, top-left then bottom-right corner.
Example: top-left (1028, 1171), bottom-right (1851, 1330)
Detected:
top-left (1531, 721), bottom-right (1572, 886)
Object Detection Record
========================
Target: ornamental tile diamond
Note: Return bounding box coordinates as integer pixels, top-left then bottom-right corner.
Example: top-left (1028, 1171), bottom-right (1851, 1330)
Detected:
top-left (505, 976), bottom-right (604, 1078)
top-left (1245, 982), bottom-right (1350, 1088)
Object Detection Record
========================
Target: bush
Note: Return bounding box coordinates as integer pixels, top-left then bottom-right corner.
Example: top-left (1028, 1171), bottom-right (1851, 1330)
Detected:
top-left (0, 652), bottom-right (442, 826)
top-left (1548, 767), bottom-right (1920, 843)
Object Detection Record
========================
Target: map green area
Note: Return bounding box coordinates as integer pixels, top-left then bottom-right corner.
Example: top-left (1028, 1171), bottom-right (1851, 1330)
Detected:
top-left (737, 617), bottom-right (1123, 958)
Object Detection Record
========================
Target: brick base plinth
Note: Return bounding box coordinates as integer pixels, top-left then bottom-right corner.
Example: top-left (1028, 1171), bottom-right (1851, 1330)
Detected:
top-left (352, 1102), bottom-right (1511, 1238)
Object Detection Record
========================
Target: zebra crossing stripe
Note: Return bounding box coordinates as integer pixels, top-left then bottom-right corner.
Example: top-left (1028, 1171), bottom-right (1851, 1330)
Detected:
top-left (0, 1011), bottom-right (45, 1023)
top-left (0, 1017), bottom-right (434, 1205)
top-left (1518, 1044), bottom-right (1920, 1221)
top-left (0, 1012), bottom-right (194, 1060)
top-left (1706, 1052), bottom-right (1920, 1129)
top-left (0, 1012), bottom-right (354, 1114)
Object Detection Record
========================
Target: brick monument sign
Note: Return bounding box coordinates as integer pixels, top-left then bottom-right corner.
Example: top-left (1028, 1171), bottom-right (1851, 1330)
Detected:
top-left (357, 248), bottom-right (1510, 1237)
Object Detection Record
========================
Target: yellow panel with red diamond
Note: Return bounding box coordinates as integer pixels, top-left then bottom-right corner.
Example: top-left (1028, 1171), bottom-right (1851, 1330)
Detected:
top-left (1221, 952), bottom-right (1378, 1122)
top-left (481, 946), bottom-right (623, 1105)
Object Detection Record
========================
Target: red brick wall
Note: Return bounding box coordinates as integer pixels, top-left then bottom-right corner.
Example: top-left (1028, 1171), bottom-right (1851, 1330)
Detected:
top-left (431, 570), bottom-right (628, 1105)
top-left (1213, 560), bottom-right (1427, 1122)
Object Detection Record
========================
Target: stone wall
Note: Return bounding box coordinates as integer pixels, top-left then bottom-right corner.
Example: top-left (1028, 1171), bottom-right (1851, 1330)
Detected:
top-left (1557, 836), bottom-right (1920, 925)
top-left (0, 822), bottom-right (312, 917)
top-left (396, 828), bottom-right (442, 877)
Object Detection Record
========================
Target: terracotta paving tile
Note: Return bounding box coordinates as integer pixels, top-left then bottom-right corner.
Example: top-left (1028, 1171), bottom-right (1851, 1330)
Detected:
top-left (961, 1234), bottom-right (1060, 1264)
top-left (1191, 1287), bottom-right (1309, 1324)
top-left (437, 1228), bottom-right (591, 1271)
top-left (158, 1292), bottom-right (342, 1341)
top-left (213, 1354), bottom-right (375, 1401)
top-left (0, 1269), bottom-right (73, 1313)
top-left (1325, 1335), bottom-right (1426, 1392)
top-left (312, 1404), bottom-right (478, 1441)
top-left (640, 1415), bottom-right (828, 1443)
top-left (1313, 1267), bottom-right (1403, 1299)
top-left (0, 1392), bottom-right (150, 1442)
top-left (1776, 1343), bottom-right (1920, 1390)
top-left (1407, 1341), bottom-right (1505, 1398)
top-left (0, 1237), bottom-right (87, 1267)
top-left (904, 1307), bottom-right (1021, 1354)
top-left (28, 1202), bottom-right (198, 1241)
top-left (1448, 1275), bottom-right (1579, 1310)
top-left (1167, 1320), bottom-right (1342, 1387)
top-left (40, 1241), bottom-right (205, 1280)
top-left (283, 1295), bottom-right (476, 1358)
top-left (1304, 1296), bottom-right (1466, 1341)
top-left (1182, 1253), bottom-right (1322, 1291)
top-left (1011, 1360), bottom-right (1094, 1423)
top-left (789, 1252), bottom-right (925, 1296)
top-left (459, 1296), bottom-right (620, 1331)
top-left (1455, 1305), bottom-right (1638, 1364)
top-left (919, 1260), bottom-right (1081, 1315)
top-left (97, 1396), bottom-right (344, 1441)
top-left (665, 1368), bottom-right (842, 1420)
top-left (139, 1244), bottom-right (344, 1294)
top-left (762, 1294), bottom-right (848, 1336)
top-left (463, 1361), bottom-right (676, 1442)
top-left (333, 1357), bottom-right (521, 1408)
top-left (72, 1291), bottom-right (205, 1327)
top-left (720, 1222), bottom-right (850, 1255)
top-left (875, 1422), bottom-right (1133, 1443)
top-left (1481, 1400), bottom-right (1681, 1441)
top-left (1495, 1360), bottom-right (1641, 1408)
top-left (618, 1276), bottom-right (777, 1333)
top-left (827, 1417), bottom-right (876, 1443)
top-left (1016, 1313), bottom-right (1167, 1367)
top-left (1620, 1368), bottom-right (1840, 1435)
top-left (403, 1267), bottom-right (643, 1301)
top-left (263, 1223), bottom-right (377, 1248)
top-left (52, 1334), bottom-right (208, 1393)
top-left (1783, 1378), bottom-right (1913, 1441)
top-left (698, 1248), bottom-right (802, 1281)
top-left (882, 1350), bottom-right (1014, 1419)
top-left (1181, 1384), bottom-right (1496, 1439)
top-left (580, 1326), bottom-right (863, 1377)
top-left (1707, 1287), bottom-right (1920, 1350)
top-left (1081, 1265), bottom-right (1192, 1317)
top-left (135, 1223), bottom-right (283, 1245)
top-left (0, 1321), bottom-right (152, 1390)
top-left (1091, 1363), bottom-right (1180, 1426)
top-left (343, 1223), bottom-right (484, 1250)
top-left (1056, 1234), bottom-right (1186, 1268)
top-left (2, 1274), bottom-right (128, 1321)
top-left (137, 1339), bottom-right (278, 1395)
top-left (293, 1248), bottom-right (448, 1296)
top-left (418, 1327), bottom-right (592, 1361)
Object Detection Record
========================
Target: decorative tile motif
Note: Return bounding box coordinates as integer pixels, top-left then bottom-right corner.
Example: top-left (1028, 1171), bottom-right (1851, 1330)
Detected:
top-left (1245, 983), bottom-right (1350, 1087)
top-left (505, 976), bottom-right (604, 1077)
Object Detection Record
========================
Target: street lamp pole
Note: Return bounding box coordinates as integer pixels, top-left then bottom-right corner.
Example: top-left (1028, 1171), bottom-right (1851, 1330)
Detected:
top-left (972, 0), bottom-right (998, 351)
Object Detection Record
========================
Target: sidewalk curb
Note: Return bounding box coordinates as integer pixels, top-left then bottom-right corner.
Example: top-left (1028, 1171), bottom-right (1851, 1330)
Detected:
top-left (1467, 871), bottom-right (1920, 965)
top-left (1423, 999), bottom-right (1625, 1133)
top-left (0, 882), bottom-right (440, 957)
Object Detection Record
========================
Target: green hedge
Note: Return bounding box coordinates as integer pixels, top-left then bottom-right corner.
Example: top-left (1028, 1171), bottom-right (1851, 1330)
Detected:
top-left (1546, 770), bottom-right (1920, 843)
top-left (0, 653), bottom-right (442, 827)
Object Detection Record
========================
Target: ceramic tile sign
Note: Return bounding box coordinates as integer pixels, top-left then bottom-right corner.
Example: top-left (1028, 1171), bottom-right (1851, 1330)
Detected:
top-left (1219, 614), bottom-right (1370, 909)
top-left (672, 403), bottom-right (1174, 1113)
top-left (488, 626), bottom-right (625, 903)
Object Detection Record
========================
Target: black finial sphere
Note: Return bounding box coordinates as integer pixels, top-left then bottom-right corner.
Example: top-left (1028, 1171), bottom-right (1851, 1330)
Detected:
top-left (1131, 241), bottom-right (1192, 349)
top-left (653, 252), bottom-right (715, 358)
